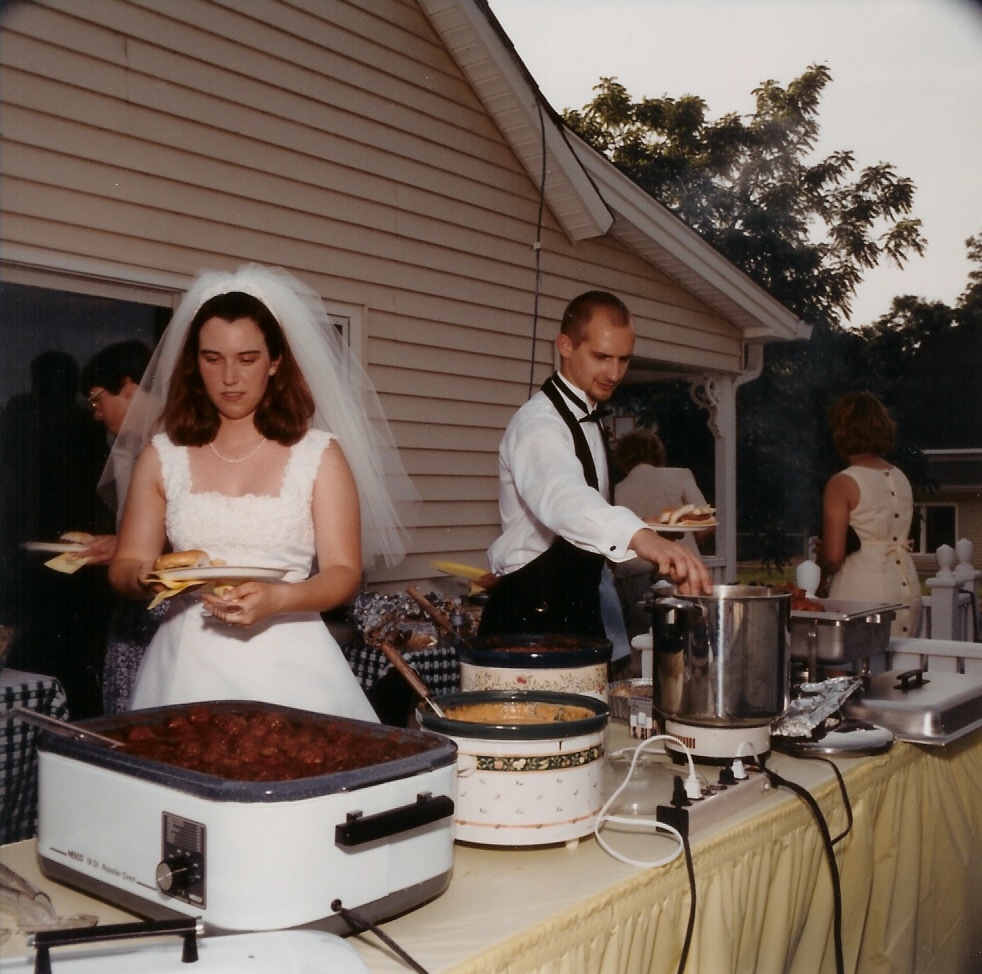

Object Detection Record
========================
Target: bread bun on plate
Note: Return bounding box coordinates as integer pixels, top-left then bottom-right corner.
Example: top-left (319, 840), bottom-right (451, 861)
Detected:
top-left (658, 504), bottom-right (716, 526)
top-left (153, 550), bottom-right (210, 572)
top-left (60, 531), bottom-right (95, 545)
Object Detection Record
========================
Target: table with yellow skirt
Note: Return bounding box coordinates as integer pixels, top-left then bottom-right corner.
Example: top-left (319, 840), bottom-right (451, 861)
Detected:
top-left (3, 724), bottom-right (982, 974)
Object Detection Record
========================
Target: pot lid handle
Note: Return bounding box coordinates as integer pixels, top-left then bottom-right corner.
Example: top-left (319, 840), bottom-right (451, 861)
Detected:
top-left (648, 595), bottom-right (705, 617)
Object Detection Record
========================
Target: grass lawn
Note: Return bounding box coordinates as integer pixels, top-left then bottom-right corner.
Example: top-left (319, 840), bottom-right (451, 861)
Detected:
top-left (735, 560), bottom-right (931, 595)
top-left (735, 562), bottom-right (798, 587)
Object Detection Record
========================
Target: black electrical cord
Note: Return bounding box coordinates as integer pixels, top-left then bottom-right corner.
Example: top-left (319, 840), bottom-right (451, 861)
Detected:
top-left (758, 768), bottom-right (845, 974)
top-left (821, 757), bottom-right (854, 846)
top-left (526, 98), bottom-right (548, 402)
top-left (675, 829), bottom-right (697, 974)
top-left (968, 587), bottom-right (980, 642)
top-left (331, 900), bottom-right (430, 974)
top-left (773, 730), bottom-right (856, 845)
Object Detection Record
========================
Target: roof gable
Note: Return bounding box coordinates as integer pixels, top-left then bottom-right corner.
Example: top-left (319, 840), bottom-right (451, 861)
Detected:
top-left (419, 0), bottom-right (810, 346)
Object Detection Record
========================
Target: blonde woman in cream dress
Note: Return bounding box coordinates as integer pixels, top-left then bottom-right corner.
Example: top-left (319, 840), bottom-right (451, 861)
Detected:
top-left (821, 392), bottom-right (921, 637)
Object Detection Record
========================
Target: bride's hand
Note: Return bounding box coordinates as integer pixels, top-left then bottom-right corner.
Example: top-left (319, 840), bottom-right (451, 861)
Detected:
top-left (138, 561), bottom-right (169, 594)
top-left (201, 582), bottom-right (283, 628)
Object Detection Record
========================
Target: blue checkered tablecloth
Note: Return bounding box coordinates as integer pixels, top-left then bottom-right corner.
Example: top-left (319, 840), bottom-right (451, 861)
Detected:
top-left (340, 635), bottom-right (460, 698)
top-left (1, 668), bottom-right (69, 843)
top-left (340, 591), bottom-right (473, 700)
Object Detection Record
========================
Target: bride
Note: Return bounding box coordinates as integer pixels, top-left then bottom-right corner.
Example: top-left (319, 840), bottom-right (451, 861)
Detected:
top-left (107, 264), bottom-right (414, 720)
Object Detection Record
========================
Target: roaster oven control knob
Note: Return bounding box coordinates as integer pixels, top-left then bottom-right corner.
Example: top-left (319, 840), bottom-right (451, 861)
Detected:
top-left (156, 854), bottom-right (193, 894)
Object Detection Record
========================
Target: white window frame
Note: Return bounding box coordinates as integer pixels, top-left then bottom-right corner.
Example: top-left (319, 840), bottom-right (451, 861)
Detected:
top-left (2, 259), bottom-right (366, 365)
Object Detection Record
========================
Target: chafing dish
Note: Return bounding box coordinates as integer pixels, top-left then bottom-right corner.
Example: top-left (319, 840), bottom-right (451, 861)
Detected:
top-left (844, 667), bottom-right (982, 745)
top-left (790, 599), bottom-right (901, 665)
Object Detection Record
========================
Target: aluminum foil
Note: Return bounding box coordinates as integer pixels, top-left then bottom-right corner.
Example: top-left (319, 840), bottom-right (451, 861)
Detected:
top-left (772, 676), bottom-right (865, 738)
top-left (351, 591), bottom-right (481, 648)
top-left (352, 591), bottom-right (423, 645)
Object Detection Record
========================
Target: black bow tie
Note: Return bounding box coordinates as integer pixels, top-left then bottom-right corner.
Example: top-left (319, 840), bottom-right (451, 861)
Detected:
top-left (550, 376), bottom-right (602, 425)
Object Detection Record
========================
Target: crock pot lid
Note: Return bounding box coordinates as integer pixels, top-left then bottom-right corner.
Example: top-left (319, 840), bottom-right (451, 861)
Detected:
top-left (418, 690), bottom-right (609, 740)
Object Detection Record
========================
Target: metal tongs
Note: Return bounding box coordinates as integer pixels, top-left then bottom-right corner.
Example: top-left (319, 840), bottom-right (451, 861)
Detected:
top-left (5, 706), bottom-right (123, 749)
top-left (0, 863), bottom-right (98, 934)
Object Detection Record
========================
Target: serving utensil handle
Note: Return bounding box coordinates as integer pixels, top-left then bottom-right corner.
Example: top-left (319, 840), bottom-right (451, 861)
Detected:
top-left (376, 640), bottom-right (446, 717)
top-left (6, 706), bottom-right (122, 748)
top-left (406, 584), bottom-right (472, 649)
top-left (405, 586), bottom-right (454, 636)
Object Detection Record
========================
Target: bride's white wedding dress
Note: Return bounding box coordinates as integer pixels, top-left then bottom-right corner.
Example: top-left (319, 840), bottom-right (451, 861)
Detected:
top-left (129, 429), bottom-right (377, 721)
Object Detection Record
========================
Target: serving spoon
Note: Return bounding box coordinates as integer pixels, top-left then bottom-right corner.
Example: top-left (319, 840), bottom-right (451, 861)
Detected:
top-left (375, 641), bottom-right (447, 718)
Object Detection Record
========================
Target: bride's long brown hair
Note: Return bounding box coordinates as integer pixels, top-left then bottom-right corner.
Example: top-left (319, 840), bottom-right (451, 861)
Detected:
top-left (163, 291), bottom-right (314, 446)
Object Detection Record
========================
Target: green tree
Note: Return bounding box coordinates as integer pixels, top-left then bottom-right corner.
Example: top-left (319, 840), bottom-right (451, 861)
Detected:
top-left (859, 295), bottom-right (954, 405)
top-left (564, 67), bottom-right (925, 324)
top-left (863, 232), bottom-right (982, 474)
top-left (956, 232), bottom-right (982, 326)
top-left (566, 68), bottom-right (928, 563)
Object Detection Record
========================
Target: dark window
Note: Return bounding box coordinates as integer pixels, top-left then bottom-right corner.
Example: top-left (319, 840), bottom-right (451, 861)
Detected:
top-left (0, 281), bottom-right (168, 718)
top-left (912, 504), bottom-right (957, 555)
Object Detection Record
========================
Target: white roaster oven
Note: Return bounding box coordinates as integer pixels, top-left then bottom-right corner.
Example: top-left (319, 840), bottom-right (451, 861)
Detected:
top-left (34, 701), bottom-right (457, 933)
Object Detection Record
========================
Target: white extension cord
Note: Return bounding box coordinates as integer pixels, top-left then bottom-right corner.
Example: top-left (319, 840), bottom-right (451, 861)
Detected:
top-left (592, 734), bottom-right (699, 868)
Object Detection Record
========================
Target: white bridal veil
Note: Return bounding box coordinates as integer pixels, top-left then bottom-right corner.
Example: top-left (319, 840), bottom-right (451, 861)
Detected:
top-left (100, 263), bottom-right (415, 569)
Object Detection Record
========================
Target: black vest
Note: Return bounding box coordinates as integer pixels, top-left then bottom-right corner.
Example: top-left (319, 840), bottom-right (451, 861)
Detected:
top-left (478, 375), bottom-right (608, 638)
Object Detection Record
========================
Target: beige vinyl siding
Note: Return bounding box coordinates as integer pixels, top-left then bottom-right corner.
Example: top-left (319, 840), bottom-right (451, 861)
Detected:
top-left (1, 0), bottom-right (743, 589)
top-left (910, 488), bottom-right (982, 577)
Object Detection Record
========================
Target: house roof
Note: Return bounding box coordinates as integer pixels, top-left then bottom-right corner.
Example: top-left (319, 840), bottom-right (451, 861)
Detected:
top-left (922, 450), bottom-right (982, 492)
top-left (419, 0), bottom-right (812, 346)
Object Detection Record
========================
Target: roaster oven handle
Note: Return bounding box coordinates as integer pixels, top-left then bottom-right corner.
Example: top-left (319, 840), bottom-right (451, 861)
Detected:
top-left (335, 791), bottom-right (454, 847)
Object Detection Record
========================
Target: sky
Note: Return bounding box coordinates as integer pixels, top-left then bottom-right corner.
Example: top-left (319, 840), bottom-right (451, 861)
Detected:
top-left (488, 0), bottom-right (982, 327)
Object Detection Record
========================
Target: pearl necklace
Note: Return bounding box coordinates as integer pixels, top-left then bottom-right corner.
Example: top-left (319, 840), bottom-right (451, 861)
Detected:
top-left (208, 438), bottom-right (266, 464)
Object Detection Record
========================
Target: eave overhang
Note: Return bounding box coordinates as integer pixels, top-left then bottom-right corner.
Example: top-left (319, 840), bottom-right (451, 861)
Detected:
top-left (570, 134), bottom-right (812, 344)
top-left (419, 0), bottom-right (812, 346)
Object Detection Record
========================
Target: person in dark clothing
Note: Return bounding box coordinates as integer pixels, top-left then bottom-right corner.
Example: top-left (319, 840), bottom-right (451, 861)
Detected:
top-left (1, 350), bottom-right (114, 717)
top-left (77, 341), bottom-right (161, 713)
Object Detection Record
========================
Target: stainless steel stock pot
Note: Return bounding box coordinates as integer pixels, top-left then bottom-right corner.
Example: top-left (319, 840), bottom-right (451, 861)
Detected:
top-left (645, 585), bottom-right (791, 728)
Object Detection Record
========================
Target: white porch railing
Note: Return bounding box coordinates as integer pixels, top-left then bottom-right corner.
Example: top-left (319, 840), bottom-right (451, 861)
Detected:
top-left (918, 539), bottom-right (981, 641)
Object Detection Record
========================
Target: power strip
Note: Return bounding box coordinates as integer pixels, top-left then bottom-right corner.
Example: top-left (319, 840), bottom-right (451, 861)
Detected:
top-left (656, 767), bottom-right (772, 838)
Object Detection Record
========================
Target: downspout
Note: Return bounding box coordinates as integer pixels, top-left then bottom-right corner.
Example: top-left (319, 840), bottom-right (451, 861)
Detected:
top-left (713, 343), bottom-right (764, 582)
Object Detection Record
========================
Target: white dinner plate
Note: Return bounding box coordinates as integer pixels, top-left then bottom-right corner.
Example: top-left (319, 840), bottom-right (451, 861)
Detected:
top-left (151, 565), bottom-right (289, 583)
top-left (21, 541), bottom-right (88, 553)
top-left (652, 521), bottom-right (717, 534)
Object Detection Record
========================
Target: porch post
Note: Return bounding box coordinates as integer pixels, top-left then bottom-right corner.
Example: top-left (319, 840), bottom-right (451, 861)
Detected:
top-left (690, 374), bottom-right (737, 584)
top-left (690, 346), bottom-right (763, 586)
